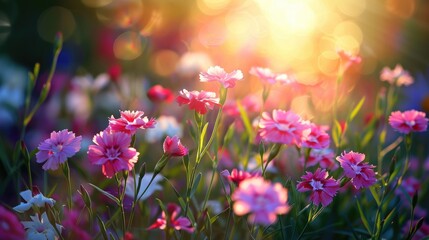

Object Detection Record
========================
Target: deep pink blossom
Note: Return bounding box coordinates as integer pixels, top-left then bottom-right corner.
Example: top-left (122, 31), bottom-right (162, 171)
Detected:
top-left (147, 85), bottom-right (174, 103)
top-left (147, 203), bottom-right (194, 233)
top-left (249, 67), bottom-right (295, 85)
top-left (109, 110), bottom-right (156, 135)
top-left (300, 148), bottom-right (338, 170)
top-left (380, 64), bottom-right (413, 86)
top-left (336, 151), bottom-right (376, 189)
top-left (36, 130), bottom-right (82, 171)
top-left (199, 66), bottom-right (243, 88)
top-left (232, 177), bottom-right (290, 225)
top-left (88, 130), bottom-right (139, 178)
top-left (258, 109), bottom-right (310, 145)
top-left (0, 205), bottom-right (25, 240)
top-left (388, 110), bottom-right (428, 134)
top-left (301, 124), bottom-right (330, 149)
top-left (163, 136), bottom-right (188, 157)
top-left (221, 169), bottom-right (259, 186)
top-left (176, 89), bottom-right (220, 114)
top-left (297, 168), bottom-right (340, 206)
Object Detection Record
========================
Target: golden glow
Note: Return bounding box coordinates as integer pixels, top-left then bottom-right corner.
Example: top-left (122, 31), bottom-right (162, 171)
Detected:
top-left (140, 11), bottom-right (162, 37)
top-left (81, 0), bottom-right (112, 8)
top-left (37, 7), bottom-right (76, 42)
top-left (113, 31), bottom-right (142, 60)
top-left (336, 0), bottom-right (366, 17)
top-left (197, 0), bottom-right (231, 15)
top-left (152, 50), bottom-right (180, 76)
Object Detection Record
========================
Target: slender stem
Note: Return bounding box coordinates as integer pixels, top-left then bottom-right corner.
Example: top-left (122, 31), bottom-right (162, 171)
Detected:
top-left (64, 162), bottom-right (73, 210)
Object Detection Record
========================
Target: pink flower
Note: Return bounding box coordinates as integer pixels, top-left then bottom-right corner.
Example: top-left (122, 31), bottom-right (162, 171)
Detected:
top-left (0, 205), bottom-right (25, 240)
top-left (36, 129), bottom-right (82, 171)
top-left (147, 85), bottom-right (174, 103)
top-left (301, 124), bottom-right (330, 149)
top-left (176, 89), bottom-right (220, 114)
top-left (163, 136), bottom-right (188, 157)
top-left (380, 64), bottom-right (414, 86)
top-left (337, 50), bottom-right (361, 73)
top-left (147, 203), bottom-right (194, 233)
top-left (221, 169), bottom-right (259, 186)
top-left (297, 168), bottom-right (340, 207)
top-left (232, 177), bottom-right (290, 225)
top-left (199, 66), bottom-right (243, 88)
top-left (109, 110), bottom-right (156, 135)
top-left (388, 110), bottom-right (428, 134)
top-left (300, 148), bottom-right (338, 170)
top-left (249, 67), bottom-right (295, 85)
top-left (88, 130), bottom-right (139, 178)
top-left (62, 209), bottom-right (91, 240)
top-left (258, 109), bottom-right (310, 145)
top-left (223, 95), bottom-right (261, 117)
top-left (336, 151), bottom-right (376, 189)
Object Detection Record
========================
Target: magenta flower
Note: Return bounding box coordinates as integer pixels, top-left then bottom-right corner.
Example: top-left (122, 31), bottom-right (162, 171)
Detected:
top-left (232, 177), bottom-right (290, 225)
top-left (249, 66), bottom-right (295, 85)
top-left (380, 64), bottom-right (414, 86)
top-left (36, 129), bottom-right (82, 171)
top-left (88, 130), bottom-right (139, 178)
top-left (301, 123), bottom-right (330, 149)
top-left (109, 110), bottom-right (156, 135)
top-left (163, 136), bottom-right (188, 157)
top-left (300, 148), bottom-right (338, 170)
top-left (199, 66), bottom-right (243, 88)
top-left (258, 109), bottom-right (310, 145)
top-left (147, 85), bottom-right (174, 103)
top-left (221, 169), bottom-right (259, 186)
top-left (336, 151), bottom-right (376, 189)
top-left (147, 203), bottom-right (194, 233)
top-left (0, 205), bottom-right (25, 240)
top-left (388, 110), bottom-right (428, 134)
top-left (297, 168), bottom-right (340, 207)
top-left (176, 89), bottom-right (220, 114)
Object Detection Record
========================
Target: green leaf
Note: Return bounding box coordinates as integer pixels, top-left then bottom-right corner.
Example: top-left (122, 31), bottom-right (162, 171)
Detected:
top-left (348, 97), bottom-right (365, 122)
top-left (191, 173), bottom-right (202, 198)
top-left (237, 102), bottom-right (253, 139)
top-left (79, 185), bottom-right (92, 210)
top-left (200, 122), bottom-right (209, 149)
top-left (96, 215), bottom-right (109, 240)
top-left (88, 183), bottom-right (120, 206)
top-left (356, 198), bottom-right (372, 235)
top-left (223, 123), bottom-right (235, 147)
top-left (332, 120), bottom-right (342, 147)
top-left (369, 186), bottom-right (381, 206)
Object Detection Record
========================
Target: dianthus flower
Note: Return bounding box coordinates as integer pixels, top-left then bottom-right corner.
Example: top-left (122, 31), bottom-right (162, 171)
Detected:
top-left (388, 110), bottom-right (428, 134)
top-left (221, 169), bottom-right (259, 186)
top-left (163, 136), bottom-right (188, 157)
top-left (21, 213), bottom-right (62, 240)
top-left (300, 148), bottom-right (338, 170)
top-left (36, 129), bottom-right (82, 171)
top-left (199, 66), bottom-right (243, 88)
top-left (88, 130), bottom-right (139, 178)
top-left (147, 85), bottom-right (174, 103)
top-left (147, 203), bottom-right (194, 233)
top-left (249, 66), bottom-right (295, 85)
top-left (297, 168), bottom-right (340, 207)
top-left (108, 110), bottom-right (156, 135)
top-left (380, 64), bottom-right (414, 86)
top-left (232, 177), bottom-right (290, 225)
top-left (301, 124), bottom-right (330, 149)
top-left (176, 89), bottom-right (220, 114)
top-left (0, 205), bottom-right (25, 240)
top-left (258, 109), bottom-right (309, 145)
top-left (336, 151), bottom-right (376, 189)
top-left (13, 190), bottom-right (55, 213)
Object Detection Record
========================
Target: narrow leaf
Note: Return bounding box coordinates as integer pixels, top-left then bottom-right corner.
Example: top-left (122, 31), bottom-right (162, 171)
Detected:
top-left (237, 102), bottom-right (253, 138)
top-left (349, 97), bottom-right (365, 121)
top-left (89, 183), bottom-right (120, 205)
top-left (356, 198), bottom-right (372, 235)
top-left (369, 186), bottom-right (381, 206)
top-left (191, 173), bottom-right (202, 198)
top-left (96, 215), bottom-right (109, 240)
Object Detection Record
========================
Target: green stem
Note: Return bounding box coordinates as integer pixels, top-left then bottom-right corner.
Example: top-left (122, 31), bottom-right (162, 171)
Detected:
top-left (63, 162), bottom-right (73, 210)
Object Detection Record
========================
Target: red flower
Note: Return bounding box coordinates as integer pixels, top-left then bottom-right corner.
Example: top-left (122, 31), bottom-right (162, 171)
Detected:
top-left (221, 169), bottom-right (259, 186)
top-left (147, 85), bottom-right (174, 103)
top-left (176, 89), bottom-right (220, 114)
top-left (147, 203), bottom-right (194, 233)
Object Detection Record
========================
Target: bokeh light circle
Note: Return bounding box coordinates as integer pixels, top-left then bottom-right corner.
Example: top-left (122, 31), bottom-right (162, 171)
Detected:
top-left (37, 6), bottom-right (76, 42)
top-left (113, 31), bottom-right (143, 60)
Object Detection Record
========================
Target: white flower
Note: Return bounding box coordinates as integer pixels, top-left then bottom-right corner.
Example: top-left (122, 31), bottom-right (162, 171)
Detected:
top-left (145, 116), bottom-right (182, 143)
top-left (21, 212), bottom-right (62, 240)
top-left (13, 190), bottom-right (55, 213)
top-left (125, 173), bottom-right (163, 201)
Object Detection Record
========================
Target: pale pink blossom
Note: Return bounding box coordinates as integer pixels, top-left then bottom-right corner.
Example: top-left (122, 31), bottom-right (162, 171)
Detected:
top-left (249, 67), bottom-right (295, 85)
top-left (232, 177), bottom-right (290, 225)
top-left (301, 124), bottom-right (330, 149)
top-left (88, 130), bottom-right (139, 178)
top-left (300, 148), bottom-right (338, 170)
top-left (199, 66), bottom-right (243, 88)
top-left (336, 151), bottom-right (376, 189)
top-left (147, 203), bottom-right (194, 233)
top-left (388, 110), bottom-right (428, 134)
top-left (337, 50), bottom-right (361, 73)
top-left (36, 129), bottom-right (82, 171)
top-left (221, 169), bottom-right (259, 186)
top-left (176, 89), bottom-right (220, 114)
top-left (0, 205), bottom-right (25, 240)
top-left (147, 85), bottom-right (174, 103)
top-left (297, 168), bottom-right (340, 206)
top-left (258, 109), bottom-right (310, 145)
top-left (380, 64), bottom-right (414, 86)
top-left (163, 136), bottom-right (188, 157)
top-left (109, 110), bottom-right (156, 135)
